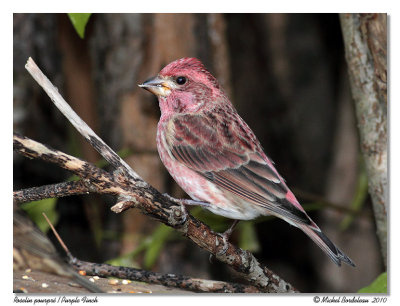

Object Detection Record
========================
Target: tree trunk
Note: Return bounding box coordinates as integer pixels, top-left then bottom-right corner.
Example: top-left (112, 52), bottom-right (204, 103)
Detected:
top-left (339, 13), bottom-right (387, 267)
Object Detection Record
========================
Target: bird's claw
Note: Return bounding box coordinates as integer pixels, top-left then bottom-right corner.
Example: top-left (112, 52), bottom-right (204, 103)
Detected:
top-left (209, 232), bottom-right (230, 263)
top-left (209, 220), bottom-right (240, 262)
top-left (215, 231), bottom-right (230, 257)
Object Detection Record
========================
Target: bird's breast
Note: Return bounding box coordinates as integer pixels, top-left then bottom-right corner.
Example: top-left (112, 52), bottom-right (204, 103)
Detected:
top-left (156, 122), bottom-right (209, 199)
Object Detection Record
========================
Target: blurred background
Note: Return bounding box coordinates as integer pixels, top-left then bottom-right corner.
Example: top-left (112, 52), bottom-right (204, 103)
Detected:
top-left (13, 13), bottom-right (385, 293)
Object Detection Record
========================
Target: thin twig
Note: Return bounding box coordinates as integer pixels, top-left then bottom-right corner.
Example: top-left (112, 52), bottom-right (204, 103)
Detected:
top-left (42, 212), bottom-right (70, 255)
top-left (293, 188), bottom-right (372, 218)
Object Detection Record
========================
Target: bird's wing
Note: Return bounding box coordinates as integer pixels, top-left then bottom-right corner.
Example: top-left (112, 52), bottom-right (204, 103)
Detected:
top-left (165, 110), bottom-right (312, 225)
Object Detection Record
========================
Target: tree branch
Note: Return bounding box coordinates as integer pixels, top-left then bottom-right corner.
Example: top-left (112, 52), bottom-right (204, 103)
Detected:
top-left (14, 57), bottom-right (299, 293)
top-left (14, 180), bottom-right (92, 204)
top-left (72, 259), bottom-right (261, 293)
top-left (339, 13), bottom-right (387, 267)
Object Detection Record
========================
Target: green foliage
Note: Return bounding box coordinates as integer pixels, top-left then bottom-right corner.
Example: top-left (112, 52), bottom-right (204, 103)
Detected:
top-left (340, 156), bottom-right (369, 230)
top-left (238, 221), bottom-right (260, 252)
top-left (190, 206), bottom-right (230, 232)
top-left (108, 205), bottom-right (263, 269)
top-left (143, 224), bottom-right (174, 269)
top-left (105, 234), bottom-right (147, 268)
top-left (191, 207), bottom-right (260, 251)
top-left (358, 272), bottom-right (387, 293)
top-left (96, 148), bottom-right (132, 169)
top-left (67, 13), bottom-right (92, 39)
top-left (21, 198), bottom-right (59, 233)
top-left (106, 253), bottom-right (141, 269)
top-left (105, 224), bottom-right (175, 269)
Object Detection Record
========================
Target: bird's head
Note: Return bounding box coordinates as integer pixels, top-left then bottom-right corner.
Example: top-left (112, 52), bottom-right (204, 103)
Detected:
top-left (139, 58), bottom-right (225, 115)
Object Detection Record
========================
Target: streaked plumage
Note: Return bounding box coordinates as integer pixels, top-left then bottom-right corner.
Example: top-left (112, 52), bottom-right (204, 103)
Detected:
top-left (139, 57), bottom-right (354, 267)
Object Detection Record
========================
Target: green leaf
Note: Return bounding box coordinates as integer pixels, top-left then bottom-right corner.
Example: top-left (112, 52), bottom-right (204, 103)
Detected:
top-left (96, 148), bottom-right (132, 169)
top-left (358, 272), bottom-right (387, 293)
top-left (340, 156), bottom-right (369, 230)
top-left (238, 221), bottom-right (260, 252)
top-left (143, 224), bottom-right (174, 269)
top-left (21, 198), bottom-right (59, 233)
top-left (106, 256), bottom-right (140, 269)
top-left (67, 13), bottom-right (92, 39)
top-left (190, 206), bottom-right (230, 232)
top-left (105, 233), bottom-right (152, 268)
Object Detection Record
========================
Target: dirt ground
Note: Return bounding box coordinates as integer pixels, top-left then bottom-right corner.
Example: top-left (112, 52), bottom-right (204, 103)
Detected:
top-left (13, 270), bottom-right (191, 294)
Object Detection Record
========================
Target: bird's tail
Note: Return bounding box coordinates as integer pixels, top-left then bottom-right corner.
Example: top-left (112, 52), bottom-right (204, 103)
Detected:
top-left (299, 224), bottom-right (355, 267)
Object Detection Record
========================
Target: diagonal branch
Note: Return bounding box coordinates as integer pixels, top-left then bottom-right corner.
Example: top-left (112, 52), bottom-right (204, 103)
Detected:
top-left (25, 57), bottom-right (142, 184)
top-left (13, 57), bottom-right (299, 293)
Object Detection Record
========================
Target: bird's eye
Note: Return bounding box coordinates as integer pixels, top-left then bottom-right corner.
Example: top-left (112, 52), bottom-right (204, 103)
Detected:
top-left (175, 76), bottom-right (187, 85)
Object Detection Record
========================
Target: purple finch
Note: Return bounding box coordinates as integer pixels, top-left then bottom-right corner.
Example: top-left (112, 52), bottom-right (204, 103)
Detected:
top-left (139, 57), bottom-right (354, 267)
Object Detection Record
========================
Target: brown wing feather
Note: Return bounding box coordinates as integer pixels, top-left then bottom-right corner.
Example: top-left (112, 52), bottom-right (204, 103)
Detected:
top-left (167, 110), bottom-right (311, 225)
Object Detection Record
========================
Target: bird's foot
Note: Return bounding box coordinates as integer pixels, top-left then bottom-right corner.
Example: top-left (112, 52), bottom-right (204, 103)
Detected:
top-left (223, 220), bottom-right (239, 239)
top-left (162, 193), bottom-right (211, 208)
top-left (209, 220), bottom-right (240, 263)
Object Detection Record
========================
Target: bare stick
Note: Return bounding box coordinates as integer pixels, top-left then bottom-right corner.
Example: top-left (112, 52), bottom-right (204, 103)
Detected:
top-left (25, 57), bottom-right (144, 186)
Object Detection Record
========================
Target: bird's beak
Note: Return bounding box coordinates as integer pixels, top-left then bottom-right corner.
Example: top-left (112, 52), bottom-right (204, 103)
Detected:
top-left (138, 76), bottom-right (172, 97)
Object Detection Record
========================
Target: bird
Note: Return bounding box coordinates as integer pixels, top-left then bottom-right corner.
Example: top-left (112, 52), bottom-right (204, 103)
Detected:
top-left (139, 57), bottom-right (355, 267)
